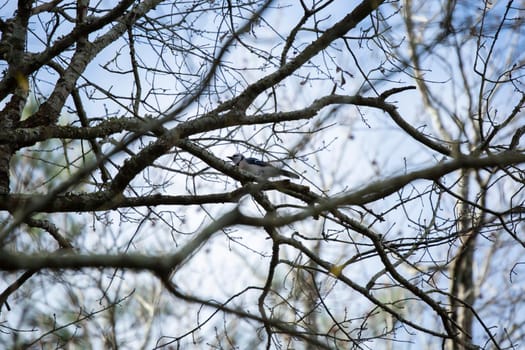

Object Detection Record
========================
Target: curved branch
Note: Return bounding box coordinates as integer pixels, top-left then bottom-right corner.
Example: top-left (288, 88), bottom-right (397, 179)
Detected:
top-left (0, 208), bottom-right (241, 272)
top-left (0, 117), bottom-right (149, 147)
top-left (2, 152), bottom-right (523, 215)
top-left (0, 0), bottom-right (141, 101)
top-left (218, 0), bottom-right (387, 111)
top-left (159, 278), bottom-right (334, 350)
top-left (0, 184), bottom-right (271, 213)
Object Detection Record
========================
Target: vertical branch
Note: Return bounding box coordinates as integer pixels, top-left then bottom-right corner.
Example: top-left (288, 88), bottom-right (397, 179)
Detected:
top-left (0, 1), bottom-right (33, 193)
top-left (448, 170), bottom-right (476, 350)
top-left (127, 25), bottom-right (142, 116)
top-left (403, 0), bottom-right (454, 143)
top-left (258, 234), bottom-right (280, 350)
top-left (252, 191), bottom-right (279, 349)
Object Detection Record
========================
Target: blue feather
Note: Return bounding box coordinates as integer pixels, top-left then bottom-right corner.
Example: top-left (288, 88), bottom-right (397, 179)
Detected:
top-left (245, 157), bottom-right (269, 167)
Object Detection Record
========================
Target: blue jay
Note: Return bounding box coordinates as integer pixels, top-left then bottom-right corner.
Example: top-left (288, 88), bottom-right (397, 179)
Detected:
top-left (228, 153), bottom-right (299, 179)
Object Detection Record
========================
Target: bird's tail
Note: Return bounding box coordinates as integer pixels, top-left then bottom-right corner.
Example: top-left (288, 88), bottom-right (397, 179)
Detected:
top-left (280, 169), bottom-right (300, 179)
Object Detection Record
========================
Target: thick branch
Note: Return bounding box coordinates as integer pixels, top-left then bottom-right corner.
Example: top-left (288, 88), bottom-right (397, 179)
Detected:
top-left (0, 208), bottom-right (241, 272)
top-left (220, 0), bottom-right (387, 111)
top-left (0, 0), bottom-right (141, 101)
top-left (1, 152), bottom-right (522, 214)
top-left (234, 151), bottom-right (525, 226)
top-left (0, 186), bottom-right (254, 213)
top-left (110, 87), bottom-right (433, 194)
top-left (0, 117), bottom-right (148, 147)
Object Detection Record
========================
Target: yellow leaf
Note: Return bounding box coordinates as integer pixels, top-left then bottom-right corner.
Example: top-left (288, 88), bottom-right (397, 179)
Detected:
top-left (14, 71), bottom-right (29, 93)
top-left (330, 264), bottom-right (345, 277)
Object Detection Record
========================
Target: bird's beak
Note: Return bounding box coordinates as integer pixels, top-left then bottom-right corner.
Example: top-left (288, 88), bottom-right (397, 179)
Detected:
top-left (227, 156), bottom-right (233, 160)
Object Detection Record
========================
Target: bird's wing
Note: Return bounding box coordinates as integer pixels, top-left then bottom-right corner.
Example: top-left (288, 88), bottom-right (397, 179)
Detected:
top-left (246, 157), bottom-right (269, 166)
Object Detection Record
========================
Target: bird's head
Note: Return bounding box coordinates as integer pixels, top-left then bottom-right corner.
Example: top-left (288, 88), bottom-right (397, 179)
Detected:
top-left (228, 153), bottom-right (244, 165)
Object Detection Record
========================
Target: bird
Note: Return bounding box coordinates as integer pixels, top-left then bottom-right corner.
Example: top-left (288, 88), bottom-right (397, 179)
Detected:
top-left (228, 153), bottom-right (299, 179)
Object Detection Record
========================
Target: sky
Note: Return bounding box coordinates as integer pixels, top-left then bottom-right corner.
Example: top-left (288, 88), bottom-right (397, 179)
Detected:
top-left (1, 0), bottom-right (525, 348)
